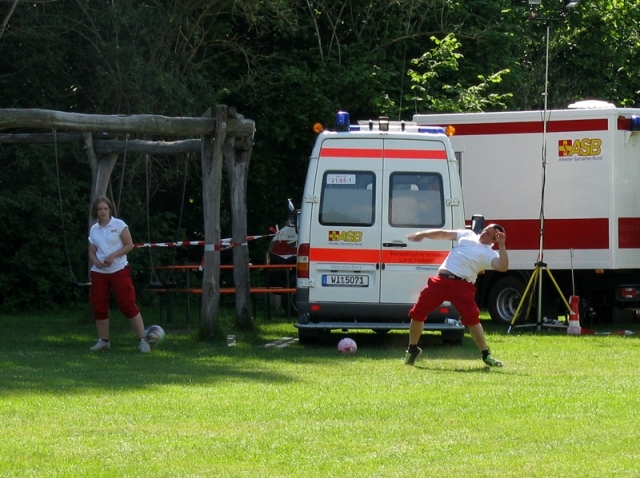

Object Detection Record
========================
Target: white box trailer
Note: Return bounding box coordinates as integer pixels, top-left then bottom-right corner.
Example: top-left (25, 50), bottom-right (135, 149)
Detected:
top-left (414, 101), bottom-right (640, 325)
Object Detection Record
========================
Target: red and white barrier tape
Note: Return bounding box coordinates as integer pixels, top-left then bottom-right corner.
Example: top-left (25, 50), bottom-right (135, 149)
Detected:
top-left (134, 233), bottom-right (276, 249)
top-left (134, 240), bottom-right (204, 248)
top-left (580, 329), bottom-right (639, 335)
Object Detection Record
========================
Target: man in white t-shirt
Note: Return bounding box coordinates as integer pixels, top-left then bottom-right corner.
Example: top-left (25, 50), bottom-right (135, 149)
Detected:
top-left (404, 224), bottom-right (509, 367)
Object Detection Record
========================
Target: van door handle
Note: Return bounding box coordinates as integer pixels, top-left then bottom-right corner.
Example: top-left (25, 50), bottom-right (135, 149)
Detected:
top-left (382, 243), bottom-right (407, 247)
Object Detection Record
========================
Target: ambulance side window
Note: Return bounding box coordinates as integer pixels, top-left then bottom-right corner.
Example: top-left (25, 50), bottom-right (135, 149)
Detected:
top-left (319, 171), bottom-right (375, 226)
top-left (389, 173), bottom-right (444, 227)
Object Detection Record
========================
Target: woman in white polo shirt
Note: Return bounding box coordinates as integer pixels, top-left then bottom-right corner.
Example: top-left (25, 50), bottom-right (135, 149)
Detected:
top-left (88, 195), bottom-right (151, 353)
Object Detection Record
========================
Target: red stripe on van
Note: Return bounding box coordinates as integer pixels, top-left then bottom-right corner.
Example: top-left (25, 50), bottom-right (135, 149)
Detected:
top-left (320, 148), bottom-right (383, 158)
top-left (619, 218), bottom-right (640, 248)
top-left (430, 119), bottom-right (608, 136)
top-left (472, 218), bottom-right (609, 250)
top-left (382, 250), bottom-right (449, 264)
top-left (309, 248), bottom-right (449, 264)
top-left (309, 248), bottom-right (381, 263)
top-left (319, 148), bottom-right (447, 160)
top-left (384, 149), bottom-right (447, 160)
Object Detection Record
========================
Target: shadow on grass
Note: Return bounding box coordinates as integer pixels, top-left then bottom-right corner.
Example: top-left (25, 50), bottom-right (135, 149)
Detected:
top-left (302, 328), bottom-right (497, 365)
top-left (0, 311), bottom-right (307, 395)
top-left (4, 309), bottom-right (586, 394)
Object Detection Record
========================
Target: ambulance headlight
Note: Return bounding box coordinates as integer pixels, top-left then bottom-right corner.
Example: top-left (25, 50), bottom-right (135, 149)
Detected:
top-left (631, 115), bottom-right (640, 131)
top-left (335, 111), bottom-right (350, 132)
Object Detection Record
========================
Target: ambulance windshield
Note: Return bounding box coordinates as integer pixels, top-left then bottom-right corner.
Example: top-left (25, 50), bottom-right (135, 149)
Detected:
top-left (389, 173), bottom-right (444, 227)
top-left (319, 171), bottom-right (375, 226)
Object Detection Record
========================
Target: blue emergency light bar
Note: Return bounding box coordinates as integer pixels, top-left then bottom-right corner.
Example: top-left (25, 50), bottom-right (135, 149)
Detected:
top-left (631, 115), bottom-right (640, 131)
top-left (335, 111), bottom-right (350, 132)
top-left (336, 111), bottom-right (446, 134)
top-left (418, 126), bottom-right (446, 134)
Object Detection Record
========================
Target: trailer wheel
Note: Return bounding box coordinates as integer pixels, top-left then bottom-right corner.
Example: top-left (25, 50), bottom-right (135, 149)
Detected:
top-left (488, 276), bottom-right (526, 326)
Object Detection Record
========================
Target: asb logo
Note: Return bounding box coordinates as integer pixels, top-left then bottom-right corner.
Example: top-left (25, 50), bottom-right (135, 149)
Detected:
top-left (329, 230), bottom-right (363, 242)
top-left (558, 138), bottom-right (602, 157)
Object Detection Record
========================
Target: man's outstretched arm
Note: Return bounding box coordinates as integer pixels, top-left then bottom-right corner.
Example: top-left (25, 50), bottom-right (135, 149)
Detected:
top-left (407, 229), bottom-right (458, 242)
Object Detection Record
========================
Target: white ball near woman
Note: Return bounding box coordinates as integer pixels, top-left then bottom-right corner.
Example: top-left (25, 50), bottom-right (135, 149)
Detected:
top-left (144, 325), bottom-right (166, 346)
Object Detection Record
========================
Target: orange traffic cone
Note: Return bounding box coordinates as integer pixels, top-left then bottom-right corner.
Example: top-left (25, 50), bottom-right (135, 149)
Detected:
top-left (568, 296), bottom-right (581, 334)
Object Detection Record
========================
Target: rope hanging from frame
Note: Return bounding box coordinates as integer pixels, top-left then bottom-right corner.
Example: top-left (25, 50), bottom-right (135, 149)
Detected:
top-left (164, 153), bottom-right (190, 287)
top-left (145, 154), bottom-right (163, 287)
top-left (53, 129), bottom-right (90, 288)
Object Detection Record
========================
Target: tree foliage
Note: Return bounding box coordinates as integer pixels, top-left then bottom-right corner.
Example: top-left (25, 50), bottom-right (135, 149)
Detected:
top-left (0, 0), bottom-right (638, 310)
top-left (404, 33), bottom-right (512, 113)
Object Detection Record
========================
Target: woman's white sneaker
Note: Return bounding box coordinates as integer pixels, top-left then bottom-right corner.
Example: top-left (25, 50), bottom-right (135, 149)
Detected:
top-left (139, 338), bottom-right (151, 353)
top-left (90, 339), bottom-right (110, 351)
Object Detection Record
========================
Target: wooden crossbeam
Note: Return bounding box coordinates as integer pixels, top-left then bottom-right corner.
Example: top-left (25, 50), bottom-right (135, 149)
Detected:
top-left (0, 108), bottom-right (255, 137)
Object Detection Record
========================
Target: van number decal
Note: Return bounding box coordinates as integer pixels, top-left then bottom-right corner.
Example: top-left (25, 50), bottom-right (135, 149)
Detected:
top-left (326, 173), bottom-right (356, 185)
top-left (329, 230), bottom-right (363, 242)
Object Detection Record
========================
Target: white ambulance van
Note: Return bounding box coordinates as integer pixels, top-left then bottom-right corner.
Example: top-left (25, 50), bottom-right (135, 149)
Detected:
top-left (414, 101), bottom-right (640, 325)
top-left (294, 112), bottom-right (470, 343)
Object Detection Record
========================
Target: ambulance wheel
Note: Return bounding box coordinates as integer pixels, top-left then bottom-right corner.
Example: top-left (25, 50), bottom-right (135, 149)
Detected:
top-left (488, 276), bottom-right (526, 326)
top-left (298, 328), bottom-right (320, 344)
top-left (288, 293), bottom-right (298, 317)
top-left (441, 329), bottom-right (464, 345)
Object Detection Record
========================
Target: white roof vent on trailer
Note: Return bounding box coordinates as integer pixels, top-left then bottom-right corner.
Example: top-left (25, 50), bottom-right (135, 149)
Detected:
top-left (567, 100), bottom-right (616, 109)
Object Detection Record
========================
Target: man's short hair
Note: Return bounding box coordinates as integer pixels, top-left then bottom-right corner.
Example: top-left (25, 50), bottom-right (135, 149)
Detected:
top-left (488, 223), bottom-right (505, 233)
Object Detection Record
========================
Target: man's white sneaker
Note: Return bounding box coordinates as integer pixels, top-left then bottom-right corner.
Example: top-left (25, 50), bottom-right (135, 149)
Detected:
top-left (90, 339), bottom-right (110, 351)
top-left (483, 354), bottom-right (503, 367)
top-left (139, 338), bottom-right (151, 354)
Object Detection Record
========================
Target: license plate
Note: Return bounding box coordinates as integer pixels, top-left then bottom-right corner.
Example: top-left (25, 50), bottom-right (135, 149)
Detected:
top-left (322, 274), bottom-right (369, 287)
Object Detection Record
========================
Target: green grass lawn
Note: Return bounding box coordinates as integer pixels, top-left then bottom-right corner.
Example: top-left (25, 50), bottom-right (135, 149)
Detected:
top-left (1, 307), bottom-right (640, 477)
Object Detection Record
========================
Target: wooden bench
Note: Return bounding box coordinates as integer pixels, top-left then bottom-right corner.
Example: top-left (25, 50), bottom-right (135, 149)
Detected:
top-left (141, 263), bottom-right (296, 322)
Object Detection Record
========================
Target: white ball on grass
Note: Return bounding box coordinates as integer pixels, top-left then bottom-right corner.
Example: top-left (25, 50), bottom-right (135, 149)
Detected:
top-left (144, 325), bottom-right (166, 346)
top-left (337, 337), bottom-right (357, 354)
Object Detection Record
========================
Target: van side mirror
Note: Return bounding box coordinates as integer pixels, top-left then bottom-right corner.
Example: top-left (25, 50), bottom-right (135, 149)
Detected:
top-left (286, 198), bottom-right (300, 234)
top-left (471, 214), bottom-right (485, 234)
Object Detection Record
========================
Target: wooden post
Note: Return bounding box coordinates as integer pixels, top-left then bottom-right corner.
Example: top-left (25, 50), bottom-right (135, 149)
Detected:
top-left (223, 110), bottom-right (254, 329)
top-left (83, 132), bottom-right (118, 279)
top-left (84, 133), bottom-right (117, 205)
top-left (84, 132), bottom-right (119, 229)
top-left (200, 106), bottom-right (226, 337)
